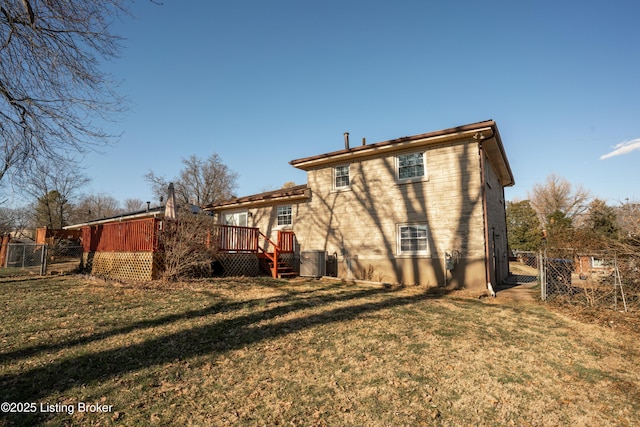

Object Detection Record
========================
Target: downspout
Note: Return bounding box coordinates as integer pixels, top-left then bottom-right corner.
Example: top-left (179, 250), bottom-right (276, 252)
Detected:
top-left (501, 183), bottom-right (510, 281)
top-left (476, 132), bottom-right (496, 297)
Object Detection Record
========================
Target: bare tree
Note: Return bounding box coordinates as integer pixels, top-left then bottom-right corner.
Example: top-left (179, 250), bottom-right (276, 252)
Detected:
top-left (71, 192), bottom-right (121, 224)
top-left (0, 204), bottom-right (32, 236)
top-left (19, 164), bottom-right (89, 228)
top-left (123, 197), bottom-right (146, 213)
top-left (0, 0), bottom-right (129, 184)
top-left (145, 153), bottom-right (239, 207)
top-left (616, 200), bottom-right (640, 248)
top-left (528, 174), bottom-right (591, 226)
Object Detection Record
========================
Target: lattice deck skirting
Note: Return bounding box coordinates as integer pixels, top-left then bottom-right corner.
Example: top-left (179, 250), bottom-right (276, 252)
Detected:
top-left (215, 253), bottom-right (260, 277)
top-left (279, 253), bottom-right (297, 271)
top-left (83, 252), bottom-right (162, 281)
top-left (82, 251), bottom-right (269, 281)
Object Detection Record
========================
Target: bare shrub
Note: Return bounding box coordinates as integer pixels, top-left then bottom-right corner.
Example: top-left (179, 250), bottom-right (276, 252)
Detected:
top-left (360, 264), bottom-right (375, 281)
top-left (160, 209), bottom-right (219, 281)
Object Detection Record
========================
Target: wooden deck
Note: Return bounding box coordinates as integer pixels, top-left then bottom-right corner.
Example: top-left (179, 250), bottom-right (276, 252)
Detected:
top-left (82, 220), bottom-right (296, 279)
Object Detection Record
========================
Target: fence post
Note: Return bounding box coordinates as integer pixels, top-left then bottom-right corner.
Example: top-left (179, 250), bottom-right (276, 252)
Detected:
top-left (40, 244), bottom-right (48, 276)
top-left (539, 251), bottom-right (546, 301)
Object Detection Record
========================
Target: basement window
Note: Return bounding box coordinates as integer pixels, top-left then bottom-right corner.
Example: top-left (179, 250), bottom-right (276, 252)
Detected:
top-left (397, 224), bottom-right (429, 255)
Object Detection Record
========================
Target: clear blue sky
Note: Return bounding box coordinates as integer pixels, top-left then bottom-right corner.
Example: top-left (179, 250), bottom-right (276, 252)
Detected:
top-left (81, 0), bottom-right (639, 207)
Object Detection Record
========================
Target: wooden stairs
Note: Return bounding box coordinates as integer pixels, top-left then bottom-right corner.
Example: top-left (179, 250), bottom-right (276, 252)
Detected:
top-left (256, 230), bottom-right (297, 279)
top-left (258, 253), bottom-right (297, 279)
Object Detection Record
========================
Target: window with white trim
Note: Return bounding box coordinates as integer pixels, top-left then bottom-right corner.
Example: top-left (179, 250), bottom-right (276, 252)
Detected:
top-left (277, 205), bottom-right (292, 226)
top-left (334, 165), bottom-right (350, 189)
top-left (397, 152), bottom-right (426, 181)
top-left (397, 224), bottom-right (429, 255)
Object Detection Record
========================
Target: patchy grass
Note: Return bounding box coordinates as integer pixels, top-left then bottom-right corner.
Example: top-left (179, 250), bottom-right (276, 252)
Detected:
top-left (1, 276), bottom-right (639, 426)
top-left (0, 268), bottom-right (38, 279)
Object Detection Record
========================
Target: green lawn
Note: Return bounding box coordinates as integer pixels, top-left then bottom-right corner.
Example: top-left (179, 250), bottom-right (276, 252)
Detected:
top-left (0, 276), bottom-right (638, 426)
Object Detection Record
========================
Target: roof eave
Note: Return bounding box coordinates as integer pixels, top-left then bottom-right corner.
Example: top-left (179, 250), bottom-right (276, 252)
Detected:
top-left (205, 186), bottom-right (311, 211)
top-left (482, 124), bottom-right (515, 187)
top-left (63, 210), bottom-right (164, 230)
top-left (290, 120), bottom-right (499, 171)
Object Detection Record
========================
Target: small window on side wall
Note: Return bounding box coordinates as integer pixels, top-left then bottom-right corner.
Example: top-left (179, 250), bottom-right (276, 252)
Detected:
top-left (397, 224), bottom-right (429, 255)
top-left (334, 165), bottom-right (350, 189)
top-left (397, 152), bottom-right (426, 182)
top-left (277, 205), bottom-right (292, 226)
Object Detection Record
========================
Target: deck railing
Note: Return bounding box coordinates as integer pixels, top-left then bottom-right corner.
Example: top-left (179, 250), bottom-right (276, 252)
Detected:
top-left (215, 225), bottom-right (259, 253)
top-left (81, 220), bottom-right (295, 272)
top-left (278, 230), bottom-right (295, 253)
top-left (82, 218), bottom-right (161, 253)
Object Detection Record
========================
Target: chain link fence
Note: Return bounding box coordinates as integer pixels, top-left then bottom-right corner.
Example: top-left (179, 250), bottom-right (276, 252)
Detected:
top-left (539, 249), bottom-right (639, 313)
top-left (0, 243), bottom-right (83, 278)
top-left (512, 250), bottom-right (539, 269)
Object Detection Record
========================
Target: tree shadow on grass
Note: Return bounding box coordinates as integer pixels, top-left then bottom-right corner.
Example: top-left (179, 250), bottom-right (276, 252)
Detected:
top-left (1, 282), bottom-right (456, 426)
top-left (0, 281), bottom-right (382, 366)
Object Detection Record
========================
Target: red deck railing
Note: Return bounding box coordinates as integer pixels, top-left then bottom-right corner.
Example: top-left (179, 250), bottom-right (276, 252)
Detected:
top-left (215, 225), bottom-right (259, 253)
top-left (82, 218), bottom-right (161, 253)
top-left (278, 230), bottom-right (295, 253)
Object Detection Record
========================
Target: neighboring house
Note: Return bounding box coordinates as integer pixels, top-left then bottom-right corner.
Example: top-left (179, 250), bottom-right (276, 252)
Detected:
top-left (576, 254), bottom-right (614, 279)
top-left (206, 120), bottom-right (515, 291)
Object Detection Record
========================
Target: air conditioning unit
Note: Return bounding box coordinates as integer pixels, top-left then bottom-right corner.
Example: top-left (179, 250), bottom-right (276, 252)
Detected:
top-left (300, 250), bottom-right (326, 278)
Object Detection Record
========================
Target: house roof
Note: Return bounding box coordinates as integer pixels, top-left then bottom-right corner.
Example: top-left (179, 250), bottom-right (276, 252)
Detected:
top-left (205, 184), bottom-right (311, 211)
top-left (290, 120), bottom-right (515, 187)
top-left (63, 206), bottom-right (165, 230)
top-left (62, 204), bottom-right (207, 230)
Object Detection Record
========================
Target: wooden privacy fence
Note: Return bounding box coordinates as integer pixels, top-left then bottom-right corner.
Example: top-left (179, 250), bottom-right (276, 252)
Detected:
top-left (36, 227), bottom-right (82, 245)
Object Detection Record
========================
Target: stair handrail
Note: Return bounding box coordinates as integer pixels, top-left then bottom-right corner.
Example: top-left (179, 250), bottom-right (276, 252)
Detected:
top-left (258, 231), bottom-right (280, 278)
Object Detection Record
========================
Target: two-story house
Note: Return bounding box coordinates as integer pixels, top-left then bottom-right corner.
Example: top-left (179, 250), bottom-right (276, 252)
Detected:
top-left (206, 120), bottom-right (514, 291)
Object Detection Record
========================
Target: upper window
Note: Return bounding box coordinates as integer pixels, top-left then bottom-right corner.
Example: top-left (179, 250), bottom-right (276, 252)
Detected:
top-left (277, 205), bottom-right (292, 226)
top-left (397, 224), bottom-right (429, 255)
top-left (397, 152), bottom-right (426, 181)
top-left (334, 165), bottom-right (350, 189)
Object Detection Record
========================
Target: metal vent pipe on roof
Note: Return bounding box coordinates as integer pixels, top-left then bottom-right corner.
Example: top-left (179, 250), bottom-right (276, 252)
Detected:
top-left (344, 132), bottom-right (349, 149)
top-left (362, 137), bottom-right (366, 146)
